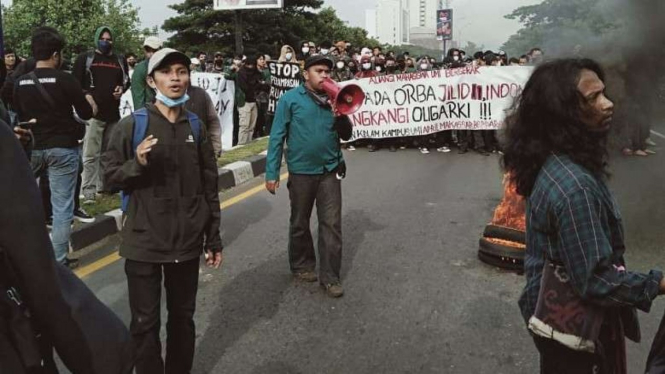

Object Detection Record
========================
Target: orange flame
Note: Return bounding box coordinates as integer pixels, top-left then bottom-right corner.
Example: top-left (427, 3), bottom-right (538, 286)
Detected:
top-left (491, 174), bottom-right (526, 232)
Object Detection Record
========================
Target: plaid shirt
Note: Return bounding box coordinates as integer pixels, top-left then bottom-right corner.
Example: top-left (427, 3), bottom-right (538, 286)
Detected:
top-left (518, 154), bottom-right (662, 328)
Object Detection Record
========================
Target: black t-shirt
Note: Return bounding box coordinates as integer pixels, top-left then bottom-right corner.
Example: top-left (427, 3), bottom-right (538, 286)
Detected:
top-left (14, 68), bottom-right (93, 150)
top-left (73, 51), bottom-right (125, 122)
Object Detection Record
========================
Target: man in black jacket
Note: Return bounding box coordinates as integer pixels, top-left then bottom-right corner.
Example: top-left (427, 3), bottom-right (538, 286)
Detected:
top-left (102, 48), bottom-right (223, 374)
top-left (14, 27), bottom-right (95, 266)
top-left (236, 54), bottom-right (264, 144)
top-left (73, 25), bottom-right (127, 203)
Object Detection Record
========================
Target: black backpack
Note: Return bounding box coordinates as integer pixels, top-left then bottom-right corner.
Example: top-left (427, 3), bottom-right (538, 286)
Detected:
top-left (0, 246), bottom-right (44, 372)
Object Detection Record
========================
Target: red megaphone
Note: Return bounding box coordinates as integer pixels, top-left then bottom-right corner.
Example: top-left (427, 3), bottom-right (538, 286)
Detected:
top-left (321, 78), bottom-right (366, 116)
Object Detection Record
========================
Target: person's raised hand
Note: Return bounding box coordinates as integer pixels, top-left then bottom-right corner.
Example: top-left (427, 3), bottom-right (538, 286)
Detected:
top-left (265, 180), bottom-right (280, 195)
top-left (136, 135), bottom-right (158, 166)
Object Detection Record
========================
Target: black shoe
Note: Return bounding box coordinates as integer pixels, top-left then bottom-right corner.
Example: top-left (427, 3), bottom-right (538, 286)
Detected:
top-left (389, 145), bottom-right (397, 152)
top-left (368, 144), bottom-right (377, 152)
top-left (475, 148), bottom-right (490, 156)
top-left (458, 148), bottom-right (468, 154)
top-left (64, 258), bottom-right (80, 270)
top-left (74, 207), bottom-right (95, 223)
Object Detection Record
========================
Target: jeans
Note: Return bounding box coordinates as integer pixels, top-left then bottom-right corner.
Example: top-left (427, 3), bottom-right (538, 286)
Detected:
top-left (31, 147), bottom-right (79, 263)
top-left (287, 172), bottom-right (343, 285)
top-left (82, 118), bottom-right (116, 195)
top-left (125, 258), bottom-right (200, 374)
top-left (238, 102), bottom-right (258, 145)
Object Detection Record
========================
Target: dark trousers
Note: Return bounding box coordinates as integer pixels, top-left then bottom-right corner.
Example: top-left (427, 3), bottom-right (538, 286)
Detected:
top-left (287, 172), bottom-right (342, 285)
top-left (533, 326), bottom-right (624, 374)
top-left (125, 258), bottom-right (200, 374)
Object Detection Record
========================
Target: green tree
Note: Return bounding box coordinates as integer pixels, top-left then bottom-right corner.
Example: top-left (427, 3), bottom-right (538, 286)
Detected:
top-left (163, 1), bottom-right (379, 57)
top-left (3, 0), bottom-right (143, 59)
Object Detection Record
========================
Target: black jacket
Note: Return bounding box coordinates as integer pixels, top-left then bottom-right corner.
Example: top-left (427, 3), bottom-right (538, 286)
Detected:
top-left (102, 104), bottom-right (222, 263)
top-left (237, 66), bottom-right (263, 103)
top-left (0, 123), bottom-right (132, 373)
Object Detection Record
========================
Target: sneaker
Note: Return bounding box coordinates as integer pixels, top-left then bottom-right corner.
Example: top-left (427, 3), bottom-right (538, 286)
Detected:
top-left (82, 192), bottom-right (96, 205)
top-left (74, 207), bottom-right (95, 223)
top-left (646, 138), bottom-right (657, 146)
top-left (419, 147), bottom-right (430, 154)
top-left (46, 217), bottom-right (53, 229)
top-left (347, 145), bottom-right (356, 151)
top-left (436, 146), bottom-right (451, 153)
top-left (322, 283), bottom-right (344, 298)
top-left (458, 148), bottom-right (468, 154)
top-left (368, 144), bottom-right (377, 152)
top-left (645, 149), bottom-right (657, 155)
top-left (293, 271), bottom-right (318, 283)
top-left (634, 150), bottom-right (648, 157)
top-left (64, 258), bottom-right (80, 270)
top-left (474, 148), bottom-right (490, 156)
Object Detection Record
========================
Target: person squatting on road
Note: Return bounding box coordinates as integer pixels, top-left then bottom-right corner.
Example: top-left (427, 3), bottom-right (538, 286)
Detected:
top-left (501, 58), bottom-right (665, 374)
top-left (265, 55), bottom-right (353, 298)
top-left (102, 48), bottom-right (223, 374)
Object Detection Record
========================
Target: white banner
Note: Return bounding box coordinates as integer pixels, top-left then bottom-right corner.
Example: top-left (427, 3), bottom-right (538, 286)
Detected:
top-left (347, 66), bottom-right (533, 140)
top-left (119, 72), bottom-right (235, 150)
top-left (214, 0), bottom-right (283, 10)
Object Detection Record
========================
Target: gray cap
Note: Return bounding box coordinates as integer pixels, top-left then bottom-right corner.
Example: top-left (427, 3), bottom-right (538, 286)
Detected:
top-left (143, 36), bottom-right (163, 50)
top-left (147, 48), bottom-right (191, 76)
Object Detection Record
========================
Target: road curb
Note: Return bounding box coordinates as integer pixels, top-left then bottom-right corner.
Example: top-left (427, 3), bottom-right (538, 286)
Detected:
top-left (70, 153), bottom-right (269, 252)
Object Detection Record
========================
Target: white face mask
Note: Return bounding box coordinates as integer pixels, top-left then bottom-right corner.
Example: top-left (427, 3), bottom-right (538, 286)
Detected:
top-left (453, 55), bottom-right (459, 61)
top-left (302, 47), bottom-right (310, 54)
top-left (285, 53), bottom-right (293, 60)
top-left (375, 66), bottom-right (382, 72)
top-left (420, 63), bottom-right (428, 70)
top-left (336, 62), bottom-right (345, 69)
top-left (362, 63), bottom-right (371, 70)
top-left (321, 49), bottom-right (329, 55)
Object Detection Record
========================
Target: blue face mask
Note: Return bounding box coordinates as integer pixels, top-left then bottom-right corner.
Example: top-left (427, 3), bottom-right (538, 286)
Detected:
top-left (97, 40), bottom-right (112, 54)
top-left (155, 89), bottom-right (190, 108)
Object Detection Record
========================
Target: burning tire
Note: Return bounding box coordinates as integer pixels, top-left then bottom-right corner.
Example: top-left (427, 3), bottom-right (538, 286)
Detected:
top-left (483, 224), bottom-right (525, 244)
top-left (478, 236), bottom-right (524, 272)
top-left (477, 251), bottom-right (523, 272)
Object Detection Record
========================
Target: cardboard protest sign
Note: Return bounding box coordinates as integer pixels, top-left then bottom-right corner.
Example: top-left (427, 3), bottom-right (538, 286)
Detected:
top-left (267, 61), bottom-right (302, 115)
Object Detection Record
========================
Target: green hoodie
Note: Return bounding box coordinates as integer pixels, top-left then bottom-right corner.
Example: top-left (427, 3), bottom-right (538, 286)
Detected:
top-left (94, 26), bottom-right (113, 45)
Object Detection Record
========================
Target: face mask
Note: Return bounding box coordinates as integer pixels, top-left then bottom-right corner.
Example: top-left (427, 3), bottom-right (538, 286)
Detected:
top-left (285, 53), bottom-right (293, 60)
top-left (362, 63), bottom-right (371, 70)
top-left (155, 89), bottom-right (190, 108)
top-left (97, 40), bottom-right (112, 54)
top-left (321, 49), bottom-right (329, 55)
top-left (336, 62), bottom-right (345, 69)
top-left (375, 66), bottom-right (382, 72)
top-left (453, 55), bottom-right (459, 61)
top-left (420, 64), bottom-right (428, 70)
top-left (302, 47), bottom-right (310, 54)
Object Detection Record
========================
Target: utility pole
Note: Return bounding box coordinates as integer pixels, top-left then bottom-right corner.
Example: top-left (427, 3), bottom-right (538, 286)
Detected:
top-left (234, 10), bottom-right (243, 55)
top-left (0, 0), bottom-right (5, 57)
top-left (441, 0), bottom-right (452, 58)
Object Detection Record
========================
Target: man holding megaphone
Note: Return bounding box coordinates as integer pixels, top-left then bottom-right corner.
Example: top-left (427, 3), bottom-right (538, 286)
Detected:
top-left (265, 55), bottom-right (364, 298)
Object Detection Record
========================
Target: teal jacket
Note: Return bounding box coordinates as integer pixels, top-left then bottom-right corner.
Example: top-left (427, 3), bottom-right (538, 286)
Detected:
top-left (266, 85), bottom-right (343, 181)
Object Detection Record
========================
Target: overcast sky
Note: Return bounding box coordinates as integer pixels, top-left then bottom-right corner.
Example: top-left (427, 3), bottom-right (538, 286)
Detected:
top-left (130, 0), bottom-right (540, 50)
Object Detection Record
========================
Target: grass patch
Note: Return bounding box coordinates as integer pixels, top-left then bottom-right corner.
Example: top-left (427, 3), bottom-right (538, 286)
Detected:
top-left (83, 193), bottom-right (121, 217)
top-left (218, 137), bottom-right (270, 167)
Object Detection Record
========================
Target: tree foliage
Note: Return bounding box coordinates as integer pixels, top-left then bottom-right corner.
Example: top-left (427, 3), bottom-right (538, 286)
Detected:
top-left (3, 0), bottom-right (143, 59)
top-left (163, 0), bottom-right (381, 57)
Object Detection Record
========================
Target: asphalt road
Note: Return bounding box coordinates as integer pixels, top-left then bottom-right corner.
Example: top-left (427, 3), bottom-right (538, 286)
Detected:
top-left (81, 128), bottom-right (665, 373)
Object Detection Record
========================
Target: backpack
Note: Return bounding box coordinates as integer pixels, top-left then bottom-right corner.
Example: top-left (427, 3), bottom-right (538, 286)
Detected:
top-left (120, 108), bottom-right (202, 212)
top-left (85, 51), bottom-right (129, 90)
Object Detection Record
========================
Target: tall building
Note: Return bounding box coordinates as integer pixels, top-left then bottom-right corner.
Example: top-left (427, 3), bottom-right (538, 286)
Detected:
top-left (365, 10), bottom-right (377, 39)
top-left (375, 0), bottom-right (409, 45)
top-left (409, 0), bottom-right (437, 47)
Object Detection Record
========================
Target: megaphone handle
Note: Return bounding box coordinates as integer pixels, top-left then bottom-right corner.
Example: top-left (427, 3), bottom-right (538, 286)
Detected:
top-left (330, 100), bottom-right (340, 117)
